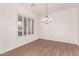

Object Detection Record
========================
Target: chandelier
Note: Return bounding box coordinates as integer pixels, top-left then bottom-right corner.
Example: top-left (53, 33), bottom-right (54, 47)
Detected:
top-left (41, 3), bottom-right (52, 24)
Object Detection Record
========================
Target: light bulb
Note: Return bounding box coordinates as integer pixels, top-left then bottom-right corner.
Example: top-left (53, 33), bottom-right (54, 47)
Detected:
top-left (41, 17), bottom-right (52, 24)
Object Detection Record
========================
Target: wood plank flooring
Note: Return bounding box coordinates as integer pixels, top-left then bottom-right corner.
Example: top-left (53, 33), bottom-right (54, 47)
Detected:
top-left (1, 39), bottom-right (79, 56)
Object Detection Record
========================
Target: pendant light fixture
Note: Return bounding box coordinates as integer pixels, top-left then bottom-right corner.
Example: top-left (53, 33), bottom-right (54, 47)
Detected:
top-left (41, 2), bottom-right (52, 24)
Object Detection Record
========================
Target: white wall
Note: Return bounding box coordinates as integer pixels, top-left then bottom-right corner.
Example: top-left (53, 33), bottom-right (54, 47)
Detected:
top-left (77, 8), bottom-right (79, 45)
top-left (39, 8), bottom-right (78, 44)
top-left (0, 4), bottom-right (39, 54)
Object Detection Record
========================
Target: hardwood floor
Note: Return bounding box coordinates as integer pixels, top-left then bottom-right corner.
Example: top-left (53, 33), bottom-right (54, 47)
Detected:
top-left (1, 39), bottom-right (79, 56)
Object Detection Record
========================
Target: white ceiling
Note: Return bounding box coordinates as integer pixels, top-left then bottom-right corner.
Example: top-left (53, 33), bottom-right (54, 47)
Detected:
top-left (19, 3), bottom-right (79, 16)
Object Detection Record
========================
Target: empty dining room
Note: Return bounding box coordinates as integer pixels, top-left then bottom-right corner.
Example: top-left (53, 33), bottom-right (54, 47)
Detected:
top-left (0, 2), bottom-right (79, 56)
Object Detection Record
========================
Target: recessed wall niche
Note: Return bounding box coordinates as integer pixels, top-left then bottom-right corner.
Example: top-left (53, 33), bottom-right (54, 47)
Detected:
top-left (18, 15), bottom-right (34, 36)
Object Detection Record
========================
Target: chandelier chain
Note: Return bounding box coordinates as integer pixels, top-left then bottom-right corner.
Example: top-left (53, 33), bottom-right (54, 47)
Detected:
top-left (46, 0), bottom-right (48, 17)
